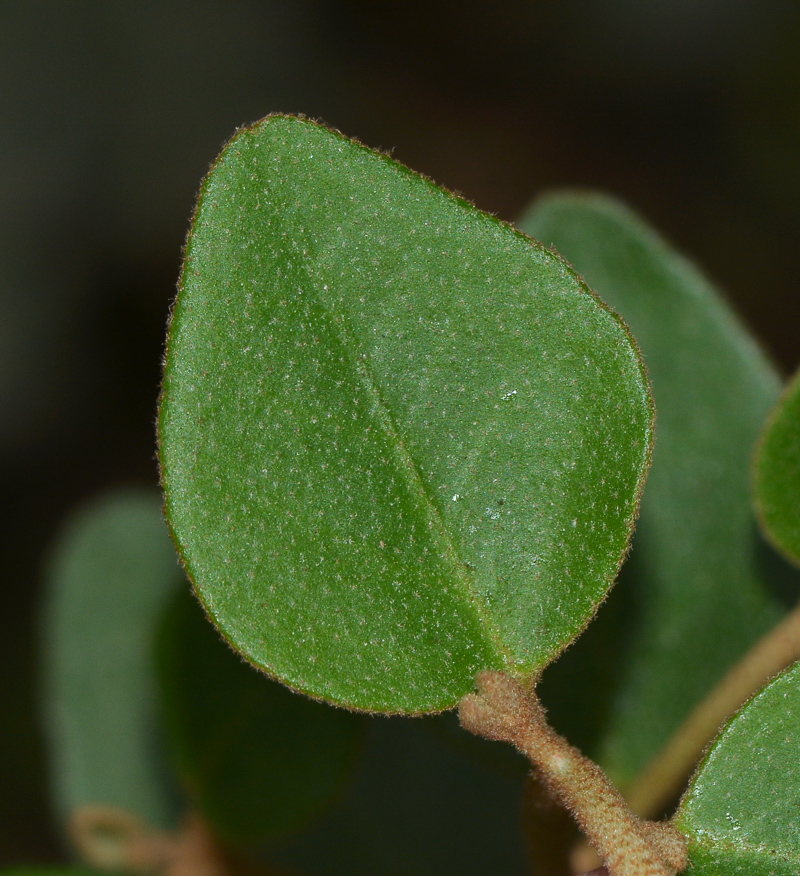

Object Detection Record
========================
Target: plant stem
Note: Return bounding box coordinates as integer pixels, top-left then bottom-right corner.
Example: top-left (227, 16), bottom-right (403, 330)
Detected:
top-left (69, 806), bottom-right (227, 876)
top-left (624, 599), bottom-right (800, 819)
top-left (458, 672), bottom-right (687, 876)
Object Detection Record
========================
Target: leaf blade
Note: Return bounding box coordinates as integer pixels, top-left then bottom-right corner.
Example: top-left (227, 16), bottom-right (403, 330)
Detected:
top-left (159, 117), bottom-right (653, 712)
top-left (756, 368), bottom-right (800, 565)
top-left (675, 663), bottom-right (800, 875)
top-left (42, 489), bottom-right (181, 829)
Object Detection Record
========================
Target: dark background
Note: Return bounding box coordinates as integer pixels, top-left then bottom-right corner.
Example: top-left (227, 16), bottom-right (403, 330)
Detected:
top-left (3, 1), bottom-right (800, 866)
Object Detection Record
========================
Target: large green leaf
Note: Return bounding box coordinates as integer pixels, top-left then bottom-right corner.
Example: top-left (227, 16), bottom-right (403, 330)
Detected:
top-left (675, 662), bottom-right (800, 875)
top-left (159, 115), bottom-right (653, 714)
top-left (519, 194), bottom-right (786, 784)
top-left (756, 368), bottom-right (800, 565)
top-left (42, 489), bottom-right (181, 828)
top-left (156, 587), bottom-right (365, 850)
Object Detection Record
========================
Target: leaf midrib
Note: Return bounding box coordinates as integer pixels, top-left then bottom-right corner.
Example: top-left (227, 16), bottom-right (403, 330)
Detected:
top-left (315, 285), bottom-right (511, 669)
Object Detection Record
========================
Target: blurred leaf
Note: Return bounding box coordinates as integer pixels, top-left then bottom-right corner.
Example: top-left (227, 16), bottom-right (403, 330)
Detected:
top-left (42, 489), bottom-right (181, 829)
top-left (675, 662), bottom-right (800, 875)
top-left (159, 115), bottom-right (653, 714)
top-left (156, 588), bottom-right (365, 850)
top-left (755, 367), bottom-right (800, 565)
top-left (269, 712), bottom-right (529, 876)
top-left (519, 193), bottom-right (788, 784)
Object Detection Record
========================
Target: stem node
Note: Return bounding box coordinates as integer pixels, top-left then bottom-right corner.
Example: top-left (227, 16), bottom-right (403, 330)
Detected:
top-left (458, 672), bottom-right (687, 876)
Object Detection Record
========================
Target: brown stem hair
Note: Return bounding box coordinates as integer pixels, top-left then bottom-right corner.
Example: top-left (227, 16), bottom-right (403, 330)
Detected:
top-left (458, 672), bottom-right (687, 876)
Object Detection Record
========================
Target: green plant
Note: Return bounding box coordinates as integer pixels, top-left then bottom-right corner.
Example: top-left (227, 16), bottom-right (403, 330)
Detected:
top-left (20, 115), bottom-right (800, 876)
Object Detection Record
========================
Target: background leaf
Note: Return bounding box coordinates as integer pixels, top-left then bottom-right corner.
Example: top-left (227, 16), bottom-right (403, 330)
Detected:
top-left (755, 367), bottom-right (800, 565)
top-left (674, 662), bottom-right (800, 875)
top-left (519, 193), bottom-right (791, 786)
top-left (159, 115), bottom-right (653, 714)
top-left (42, 489), bottom-right (181, 829)
top-left (156, 588), bottom-right (366, 850)
top-left (269, 713), bottom-right (530, 876)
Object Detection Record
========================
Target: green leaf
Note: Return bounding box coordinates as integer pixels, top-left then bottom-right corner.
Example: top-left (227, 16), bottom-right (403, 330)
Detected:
top-left (756, 368), bottom-right (800, 565)
top-left (674, 662), bottom-right (800, 875)
top-left (156, 587), bottom-right (365, 849)
top-left (519, 193), bottom-right (786, 783)
top-left (42, 489), bottom-right (181, 828)
top-left (158, 115), bottom-right (653, 713)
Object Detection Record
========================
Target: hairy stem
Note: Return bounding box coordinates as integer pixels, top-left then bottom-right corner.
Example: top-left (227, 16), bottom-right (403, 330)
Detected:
top-left (624, 599), bottom-right (800, 819)
top-left (458, 672), bottom-right (687, 876)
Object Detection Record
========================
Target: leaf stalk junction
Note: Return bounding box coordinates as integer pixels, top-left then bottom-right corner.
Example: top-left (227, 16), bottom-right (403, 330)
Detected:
top-left (459, 672), bottom-right (687, 876)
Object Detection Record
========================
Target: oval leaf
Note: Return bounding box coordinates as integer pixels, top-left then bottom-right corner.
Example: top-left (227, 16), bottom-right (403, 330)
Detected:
top-left (519, 193), bottom-right (786, 784)
top-left (42, 489), bottom-right (181, 828)
top-left (756, 368), bottom-right (800, 565)
top-left (156, 588), bottom-right (365, 849)
top-left (159, 115), bottom-right (653, 713)
top-left (675, 662), bottom-right (800, 875)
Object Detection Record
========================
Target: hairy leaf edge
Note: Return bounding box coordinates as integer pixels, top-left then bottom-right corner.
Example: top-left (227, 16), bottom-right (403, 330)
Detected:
top-left (157, 114), bottom-right (655, 714)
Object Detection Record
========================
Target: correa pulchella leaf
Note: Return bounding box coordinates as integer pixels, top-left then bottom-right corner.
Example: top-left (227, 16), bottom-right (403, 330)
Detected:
top-left (159, 115), bottom-right (653, 713)
top-left (675, 662), bottom-right (800, 875)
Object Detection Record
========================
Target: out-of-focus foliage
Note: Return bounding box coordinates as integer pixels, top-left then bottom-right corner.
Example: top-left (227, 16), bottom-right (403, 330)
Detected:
top-left (42, 490), bottom-right (180, 829)
top-left (520, 193), bottom-right (788, 786)
top-left (157, 589), bottom-right (365, 850)
top-left (756, 368), bottom-right (800, 565)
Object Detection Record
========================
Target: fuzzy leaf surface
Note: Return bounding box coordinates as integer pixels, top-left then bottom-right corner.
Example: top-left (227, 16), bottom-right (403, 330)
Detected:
top-left (756, 368), bottom-right (800, 565)
top-left (42, 490), bottom-right (180, 828)
top-left (520, 194), bottom-right (786, 783)
top-left (159, 116), bottom-right (653, 713)
top-left (156, 588), bottom-right (365, 849)
top-left (675, 663), bottom-right (800, 875)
